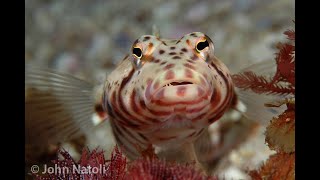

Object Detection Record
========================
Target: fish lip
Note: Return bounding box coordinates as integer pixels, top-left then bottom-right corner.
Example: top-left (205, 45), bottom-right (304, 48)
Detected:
top-left (152, 78), bottom-right (208, 97)
top-left (146, 80), bottom-right (211, 106)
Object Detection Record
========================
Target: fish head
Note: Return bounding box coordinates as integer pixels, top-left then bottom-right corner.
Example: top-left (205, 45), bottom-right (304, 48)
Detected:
top-left (105, 32), bottom-right (234, 131)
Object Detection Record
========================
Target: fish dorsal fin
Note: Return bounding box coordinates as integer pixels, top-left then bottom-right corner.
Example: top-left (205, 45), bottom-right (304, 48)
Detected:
top-left (152, 25), bottom-right (160, 38)
top-left (233, 60), bottom-right (288, 125)
top-left (25, 65), bottom-right (99, 145)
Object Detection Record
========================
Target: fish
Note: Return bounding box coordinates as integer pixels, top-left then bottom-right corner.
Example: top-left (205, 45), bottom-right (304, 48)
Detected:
top-left (25, 31), bottom-right (285, 172)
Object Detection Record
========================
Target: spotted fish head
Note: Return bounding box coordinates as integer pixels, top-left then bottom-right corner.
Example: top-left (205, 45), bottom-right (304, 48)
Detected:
top-left (105, 32), bottom-right (234, 132)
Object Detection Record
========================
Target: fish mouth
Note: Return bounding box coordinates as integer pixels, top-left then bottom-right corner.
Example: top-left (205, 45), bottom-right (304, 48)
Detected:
top-left (163, 81), bottom-right (193, 87)
top-left (147, 78), bottom-right (211, 106)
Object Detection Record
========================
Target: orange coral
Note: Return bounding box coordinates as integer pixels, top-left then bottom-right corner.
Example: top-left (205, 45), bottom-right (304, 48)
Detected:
top-left (265, 105), bottom-right (295, 153)
top-left (249, 152), bottom-right (295, 180)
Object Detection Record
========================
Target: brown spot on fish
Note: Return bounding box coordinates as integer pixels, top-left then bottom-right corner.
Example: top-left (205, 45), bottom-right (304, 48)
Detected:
top-left (186, 39), bottom-right (191, 46)
top-left (148, 43), bottom-right (153, 49)
top-left (190, 33), bottom-right (197, 37)
top-left (187, 60), bottom-right (195, 64)
top-left (191, 54), bottom-right (198, 61)
top-left (154, 59), bottom-right (160, 63)
top-left (169, 52), bottom-right (177, 55)
top-left (164, 64), bottom-right (175, 70)
top-left (177, 86), bottom-right (187, 97)
top-left (181, 48), bottom-right (188, 52)
top-left (184, 63), bottom-right (196, 70)
top-left (185, 69), bottom-right (193, 78)
top-left (170, 46), bottom-right (176, 50)
top-left (165, 70), bottom-right (175, 80)
top-left (162, 41), bottom-right (167, 46)
top-left (95, 104), bottom-right (106, 119)
top-left (159, 50), bottom-right (165, 54)
top-left (160, 61), bottom-right (167, 65)
top-left (141, 54), bottom-right (153, 62)
top-left (143, 36), bottom-right (151, 41)
top-left (172, 56), bottom-right (181, 59)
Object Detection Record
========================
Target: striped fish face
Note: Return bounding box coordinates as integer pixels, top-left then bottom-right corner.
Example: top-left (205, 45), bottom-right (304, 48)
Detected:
top-left (104, 32), bottom-right (235, 151)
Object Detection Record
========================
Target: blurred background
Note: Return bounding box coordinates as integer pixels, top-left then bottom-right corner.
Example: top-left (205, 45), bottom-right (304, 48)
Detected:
top-left (25, 0), bottom-right (294, 179)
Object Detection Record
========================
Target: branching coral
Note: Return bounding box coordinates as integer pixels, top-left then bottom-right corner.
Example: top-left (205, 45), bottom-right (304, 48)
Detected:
top-left (232, 25), bottom-right (295, 179)
top-left (33, 146), bottom-right (127, 180)
top-left (232, 28), bottom-right (295, 95)
top-left (33, 145), bottom-right (216, 180)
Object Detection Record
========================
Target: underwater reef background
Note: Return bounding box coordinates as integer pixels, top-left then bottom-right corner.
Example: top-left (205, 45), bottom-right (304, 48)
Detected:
top-left (25, 0), bottom-right (294, 179)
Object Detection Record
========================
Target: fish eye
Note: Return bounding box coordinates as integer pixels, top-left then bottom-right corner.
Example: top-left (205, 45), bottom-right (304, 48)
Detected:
top-left (196, 40), bottom-right (209, 52)
top-left (132, 47), bottom-right (142, 58)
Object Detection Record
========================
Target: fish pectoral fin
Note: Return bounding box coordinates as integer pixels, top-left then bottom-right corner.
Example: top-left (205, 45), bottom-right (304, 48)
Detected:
top-left (25, 65), bottom-right (100, 145)
top-left (234, 89), bottom-right (288, 125)
top-left (231, 60), bottom-right (290, 125)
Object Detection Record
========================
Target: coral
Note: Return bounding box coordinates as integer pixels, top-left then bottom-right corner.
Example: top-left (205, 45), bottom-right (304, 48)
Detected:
top-left (232, 29), bottom-right (295, 95)
top-left (33, 146), bottom-right (127, 180)
top-left (33, 146), bottom-right (216, 180)
top-left (232, 71), bottom-right (294, 95)
top-left (232, 24), bottom-right (295, 179)
top-left (106, 146), bottom-right (127, 180)
top-left (265, 103), bottom-right (295, 153)
top-left (126, 158), bottom-right (217, 180)
top-left (249, 152), bottom-right (295, 180)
